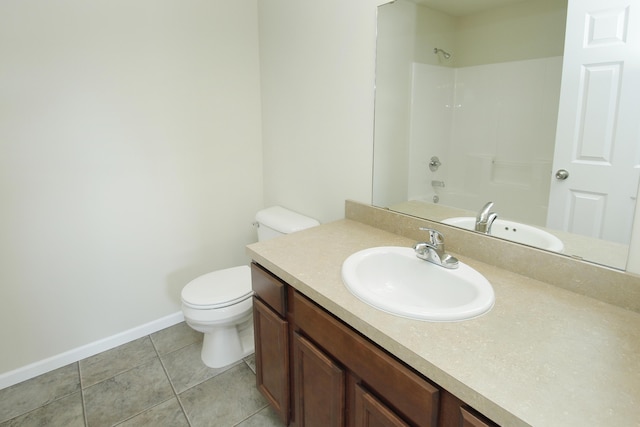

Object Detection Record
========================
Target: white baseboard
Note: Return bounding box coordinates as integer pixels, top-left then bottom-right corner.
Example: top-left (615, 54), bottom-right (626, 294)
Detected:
top-left (0, 311), bottom-right (184, 390)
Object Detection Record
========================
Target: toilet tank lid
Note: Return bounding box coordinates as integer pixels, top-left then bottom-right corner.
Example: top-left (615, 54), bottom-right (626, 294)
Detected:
top-left (255, 206), bottom-right (320, 234)
top-left (181, 265), bottom-right (252, 308)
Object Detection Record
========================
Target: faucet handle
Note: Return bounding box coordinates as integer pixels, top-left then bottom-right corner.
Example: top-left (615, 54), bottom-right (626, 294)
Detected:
top-left (419, 227), bottom-right (444, 247)
top-left (416, 227), bottom-right (458, 269)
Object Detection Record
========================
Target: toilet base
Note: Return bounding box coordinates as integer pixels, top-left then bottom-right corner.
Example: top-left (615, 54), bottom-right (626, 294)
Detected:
top-left (200, 319), bottom-right (255, 369)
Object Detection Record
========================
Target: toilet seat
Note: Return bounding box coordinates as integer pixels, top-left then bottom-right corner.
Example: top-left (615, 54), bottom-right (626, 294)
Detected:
top-left (181, 265), bottom-right (253, 310)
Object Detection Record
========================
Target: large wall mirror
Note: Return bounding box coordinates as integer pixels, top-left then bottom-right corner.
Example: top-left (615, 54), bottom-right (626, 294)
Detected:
top-left (373, 0), bottom-right (640, 270)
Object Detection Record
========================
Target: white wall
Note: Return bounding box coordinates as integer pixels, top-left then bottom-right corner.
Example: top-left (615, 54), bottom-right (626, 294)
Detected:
top-left (414, 3), bottom-right (458, 65)
top-left (455, 0), bottom-right (567, 67)
top-left (258, 0), bottom-right (382, 223)
top-left (0, 0), bottom-right (263, 377)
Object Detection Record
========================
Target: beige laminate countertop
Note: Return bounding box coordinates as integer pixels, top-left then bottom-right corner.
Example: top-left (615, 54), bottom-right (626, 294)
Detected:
top-left (246, 219), bottom-right (640, 427)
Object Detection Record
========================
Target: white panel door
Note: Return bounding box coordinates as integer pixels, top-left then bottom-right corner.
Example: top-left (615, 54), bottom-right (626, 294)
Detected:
top-left (547, 0), bottom-right (640, 244)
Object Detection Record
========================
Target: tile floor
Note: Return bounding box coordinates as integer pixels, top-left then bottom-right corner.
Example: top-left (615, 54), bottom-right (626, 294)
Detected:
top-left (0, 322), bottom-right (285, 427)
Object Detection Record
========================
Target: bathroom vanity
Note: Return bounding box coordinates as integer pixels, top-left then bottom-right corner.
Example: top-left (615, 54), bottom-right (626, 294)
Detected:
top-left (247, 201), bottom-right (640, 427)
top-left (252, 261), bottom-right (493, 426)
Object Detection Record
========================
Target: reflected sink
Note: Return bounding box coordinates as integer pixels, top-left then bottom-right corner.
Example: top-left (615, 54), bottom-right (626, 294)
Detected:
top-left (341, 246), bottom-right (494, 321)
top-left (442, 217), bottom-right (564, 252)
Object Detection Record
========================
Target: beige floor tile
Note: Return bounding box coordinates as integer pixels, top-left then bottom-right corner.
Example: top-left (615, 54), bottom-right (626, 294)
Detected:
top-left (150, 322), bottom-right (202, 356)
top-left (179, 363), bottom-right (267, 427)
top-left (79, 336), bottom-right (158, 388)
top-left (117, 398), bottom-right (189, 427)
top-left (0, 363), bottom-right (80, 423)
top-left (1, 329), bottom-right (264, 427)
top-left (84, 358), bottom-right (174, 427)
top-left (161, 341), bottom-right (238, 394)
top-left (0, 391), bottom-right (85, 427)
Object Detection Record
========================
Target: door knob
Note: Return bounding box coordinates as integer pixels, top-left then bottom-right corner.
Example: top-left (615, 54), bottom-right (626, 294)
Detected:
top-left (555, 169), bottom-right (569, 180)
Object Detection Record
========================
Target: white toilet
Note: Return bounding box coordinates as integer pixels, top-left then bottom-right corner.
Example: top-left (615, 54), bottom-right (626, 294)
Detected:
top-left (181, 206), bottom-right (319, 368)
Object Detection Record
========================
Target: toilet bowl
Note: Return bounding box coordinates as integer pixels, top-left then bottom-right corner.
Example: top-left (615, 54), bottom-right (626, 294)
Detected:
top-left (181, 266), bottom-right (253, 368)
top-left (181, 206), bottom-right (319, 368)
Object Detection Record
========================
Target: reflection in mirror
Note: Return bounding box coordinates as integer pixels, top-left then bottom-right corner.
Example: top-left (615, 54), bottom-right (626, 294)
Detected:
top-left (372, 0), bottom-right (640, 271)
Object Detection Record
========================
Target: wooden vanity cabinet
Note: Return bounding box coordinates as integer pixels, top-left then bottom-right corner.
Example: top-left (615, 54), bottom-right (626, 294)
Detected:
top-left (291, 289), bottom-right (439, 427)
top-left (251, 264), bottom-right (290, 425)
top-left (251, 262), bottom-right (499, 427)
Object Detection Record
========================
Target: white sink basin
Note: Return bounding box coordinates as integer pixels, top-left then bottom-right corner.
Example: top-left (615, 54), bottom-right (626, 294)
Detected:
top-left (442, 217), bottom-right (564, 252)
top-left (341, 246), bottom-right (494, 322)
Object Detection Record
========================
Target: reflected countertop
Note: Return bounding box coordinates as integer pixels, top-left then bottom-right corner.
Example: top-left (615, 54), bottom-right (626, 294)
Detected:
top-left (247, 218), bottom-right (640, 427)
top-left (389, 199), bottom-right (628, 270)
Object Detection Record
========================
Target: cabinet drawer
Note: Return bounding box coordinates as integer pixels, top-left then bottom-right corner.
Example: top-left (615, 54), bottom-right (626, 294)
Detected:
top-left (251, 263), bottom-right (286, 317)
top-left (292, 291), bottom-right (439, 427)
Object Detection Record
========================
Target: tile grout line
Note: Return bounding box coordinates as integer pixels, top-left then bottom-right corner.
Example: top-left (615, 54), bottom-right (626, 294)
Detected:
top-left (2, 324), bottom-right (270, 427)
top-left (111, 396), bottom-right (179, 427)
top-left (0, 362), bottom-right (87, 426)
top-left (150, 333), bottom-right (193, 427)
top-left (232, 402), bottom-right (271, 427)
top-left (83, 335), bottom-right (181, 426)
top-left (80, 336), bottom-right (159, 391)
top-left (0, 359), bottom-right (267, 426)
top-left (77, 362), bottom-right (89, 427)
top-left (110, 333), bottom-right (194, 426)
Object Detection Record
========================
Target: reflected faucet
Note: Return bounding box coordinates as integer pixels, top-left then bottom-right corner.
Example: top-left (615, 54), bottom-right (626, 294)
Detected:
top-left (475, 202), bottom-right (498, 234)
top-left (414, 228), bottom-right (459, 269)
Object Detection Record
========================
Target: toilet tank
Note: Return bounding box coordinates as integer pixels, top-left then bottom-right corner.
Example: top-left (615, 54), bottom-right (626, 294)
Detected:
top-left (255, 206), bottom-right (320, 241)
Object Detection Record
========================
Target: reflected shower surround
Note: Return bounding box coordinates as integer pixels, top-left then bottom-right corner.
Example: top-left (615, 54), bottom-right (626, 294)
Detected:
top-left (407, 57), bottom-right (562, 227)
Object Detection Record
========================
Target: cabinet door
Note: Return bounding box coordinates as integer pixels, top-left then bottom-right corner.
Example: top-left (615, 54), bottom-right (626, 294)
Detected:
top-left (293, 332), bottom-right (345, 427)
top-left (253, 297), bottom-right (290, 425)
top-left (354, 384), bottom-right (410, 427)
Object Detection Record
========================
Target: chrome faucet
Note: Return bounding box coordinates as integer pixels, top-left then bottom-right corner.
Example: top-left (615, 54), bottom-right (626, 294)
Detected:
top-left (475, 202), bottom-right (498, 234)
top-left (414, 228), bottom-right (459, 269)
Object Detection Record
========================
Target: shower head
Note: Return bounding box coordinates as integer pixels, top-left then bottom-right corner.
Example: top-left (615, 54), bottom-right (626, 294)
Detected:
top-left (433, 48), bottom-right (451, 59)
